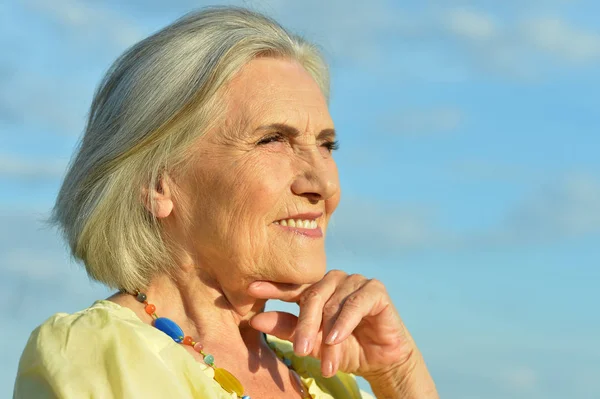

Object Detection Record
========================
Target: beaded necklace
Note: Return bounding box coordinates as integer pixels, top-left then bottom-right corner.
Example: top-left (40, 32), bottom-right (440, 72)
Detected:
top-left (133, 291), bottom-right (310, 399)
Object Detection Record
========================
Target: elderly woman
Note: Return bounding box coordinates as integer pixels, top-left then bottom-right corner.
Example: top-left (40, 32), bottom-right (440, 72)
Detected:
top-left (14, 7), bottom-right (438, 399)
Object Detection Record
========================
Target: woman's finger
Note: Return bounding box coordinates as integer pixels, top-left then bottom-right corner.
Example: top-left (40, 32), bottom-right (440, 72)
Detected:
top-left (247, 281), bottom-right (308, 302)
top-left (325, 279), bottom-right (390, 346)
top-left (293, 271), bottom-right (346, 356)
top-left (249, 311), bottom-right (298, 341)
top-left (247, 270), bottom-right (348, 303)
top-left (319, 274), bottom-right (368, 377)
top-left (320, 340), bottom-right (342, 378)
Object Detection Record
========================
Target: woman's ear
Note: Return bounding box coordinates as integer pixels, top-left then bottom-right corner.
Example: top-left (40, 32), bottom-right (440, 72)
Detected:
top-left (143, 174), bottom-right (174, 219)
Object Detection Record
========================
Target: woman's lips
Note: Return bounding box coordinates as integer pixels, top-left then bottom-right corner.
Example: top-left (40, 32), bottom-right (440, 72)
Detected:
top-left (275, 223), bottom-right (323, 238)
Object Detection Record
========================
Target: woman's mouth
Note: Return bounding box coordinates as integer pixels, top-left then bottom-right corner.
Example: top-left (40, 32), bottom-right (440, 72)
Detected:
top-left (273, 213), bottom-right (323, 238)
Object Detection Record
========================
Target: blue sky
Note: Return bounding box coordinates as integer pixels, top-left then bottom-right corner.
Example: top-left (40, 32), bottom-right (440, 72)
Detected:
top-left (1, 0), bottom-right (599, 398)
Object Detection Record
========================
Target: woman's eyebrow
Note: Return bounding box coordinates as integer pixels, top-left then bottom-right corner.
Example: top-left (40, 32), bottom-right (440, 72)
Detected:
top-left (255, 123), bottom-right (336, 140)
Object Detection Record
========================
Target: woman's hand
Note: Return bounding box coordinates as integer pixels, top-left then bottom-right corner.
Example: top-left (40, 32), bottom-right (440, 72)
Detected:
top-left (247, 270), bottom-right (427, 383)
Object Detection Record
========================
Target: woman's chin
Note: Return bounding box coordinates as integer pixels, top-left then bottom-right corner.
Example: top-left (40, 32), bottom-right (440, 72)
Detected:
top-left (286, 263), bottom-right (327, 285)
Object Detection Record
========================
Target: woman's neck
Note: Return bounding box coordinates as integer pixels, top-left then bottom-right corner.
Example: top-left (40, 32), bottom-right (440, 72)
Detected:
top-left (109, 271), bottom-right (270, 358)
top-left (108, 272), bottom-right (305, 397)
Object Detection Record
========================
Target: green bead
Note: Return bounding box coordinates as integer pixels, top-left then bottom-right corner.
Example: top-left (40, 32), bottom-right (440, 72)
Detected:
top-left (204, 354), bottom-right (215, 366)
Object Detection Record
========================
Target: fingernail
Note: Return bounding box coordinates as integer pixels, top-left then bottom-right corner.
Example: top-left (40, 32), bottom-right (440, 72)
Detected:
top-left (326, 330), bottom-right (338, 345)
top-left (295, 337), bottom-right (309, 355)
top-left (249, 281), bottom-right (263, 289)
top-left (323, 361), bottom-right (333, 377)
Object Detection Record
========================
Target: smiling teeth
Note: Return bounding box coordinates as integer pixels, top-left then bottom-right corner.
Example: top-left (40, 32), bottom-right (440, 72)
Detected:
top-left (275, 219), bottom-right (318, 229)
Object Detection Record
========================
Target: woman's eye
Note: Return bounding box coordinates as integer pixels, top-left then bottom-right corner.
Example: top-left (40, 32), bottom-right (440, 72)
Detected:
top-left (321, 140), bottom-right (340, 152)
top-left (256, 133), bottom-right (284, 145)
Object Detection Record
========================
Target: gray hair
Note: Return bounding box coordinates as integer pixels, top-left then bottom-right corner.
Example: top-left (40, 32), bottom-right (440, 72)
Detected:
top-left (51, 6), bottom-right (330, 292)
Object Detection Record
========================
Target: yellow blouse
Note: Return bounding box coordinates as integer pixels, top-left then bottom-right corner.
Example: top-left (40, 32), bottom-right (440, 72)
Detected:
top-left (14, 300), bottom-right (374, 399)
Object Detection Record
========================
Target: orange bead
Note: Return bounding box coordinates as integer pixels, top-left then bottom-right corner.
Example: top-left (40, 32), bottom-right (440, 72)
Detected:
top-left (183, 336), bottom-right (193, 346)
top-left (145, 304), bottom-right (156, 315)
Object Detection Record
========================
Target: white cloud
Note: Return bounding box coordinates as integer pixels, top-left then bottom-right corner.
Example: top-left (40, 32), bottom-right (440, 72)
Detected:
top-left (26, 0), bottom-right (144, 50)
top-left (444, 8), bottom-right (497, 42)
top-left (521, 16), bottom-right (600, 62)
top-left (437, 7), bottom-right (600, 76)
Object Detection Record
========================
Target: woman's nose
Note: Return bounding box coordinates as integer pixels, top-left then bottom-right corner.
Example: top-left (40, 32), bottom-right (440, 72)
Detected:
top-left (290, 147), bottom-right (339, 202)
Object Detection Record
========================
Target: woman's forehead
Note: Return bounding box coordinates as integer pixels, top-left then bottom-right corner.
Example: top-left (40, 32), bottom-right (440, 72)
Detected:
top-left (223, 58), bottom-right (331, 125)
top-left (220, 58), bottom-right (333, 138)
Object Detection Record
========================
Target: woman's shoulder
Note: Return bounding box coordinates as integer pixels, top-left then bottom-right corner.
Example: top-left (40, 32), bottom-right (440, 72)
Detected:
top-left (23, 300), bottom-right (144, 354)
top-left (36, 299), bottom-right (138, 329)
top-left (17, 301), bottom-right (143, 378)
top-left (15, 300), bottom-right (220, 398)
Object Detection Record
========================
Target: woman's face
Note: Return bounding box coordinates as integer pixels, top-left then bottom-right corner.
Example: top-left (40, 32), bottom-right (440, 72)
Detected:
top-left (176, 57), bottom-right (340, 301)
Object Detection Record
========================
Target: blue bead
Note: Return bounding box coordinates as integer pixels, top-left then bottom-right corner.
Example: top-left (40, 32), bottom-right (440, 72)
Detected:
top-left (283, 357), bottom-right (292, 367)
top-left (153, 317), bottom-right (184, 343)
top-left (242, 396), bottom-right (251, 399)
